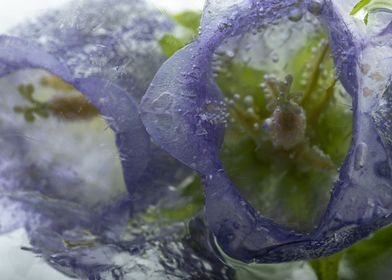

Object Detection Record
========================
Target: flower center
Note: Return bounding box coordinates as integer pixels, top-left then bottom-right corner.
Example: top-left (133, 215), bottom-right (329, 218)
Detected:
top-left (216, 30), bottom-right (352, 232)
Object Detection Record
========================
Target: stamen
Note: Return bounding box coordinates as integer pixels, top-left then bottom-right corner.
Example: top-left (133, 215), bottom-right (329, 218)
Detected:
top-left (268, 101), bottom-right (307, 149)
top-left (14, 78), bottom-right (100, 123)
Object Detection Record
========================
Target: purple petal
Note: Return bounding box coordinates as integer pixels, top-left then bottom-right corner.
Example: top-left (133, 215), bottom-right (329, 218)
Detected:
top-left (380, 20), bottom-right (392, 35)
top-left (13, 0), bottom-right (172, 101)
top-left (0, 0), bottom-right (188, 267)
top-left (0, 35), bottom-right (150, 196)
top-left (319, 0), bottom-right (359, 95)
top-left (0, 36), bottom-right (73, 80)
top-left (0, 0), bottom-right (174, 196)
top-left (75, 76), bottom-right (150, 189)
top-left (141, 1), bottom-right (300, 173)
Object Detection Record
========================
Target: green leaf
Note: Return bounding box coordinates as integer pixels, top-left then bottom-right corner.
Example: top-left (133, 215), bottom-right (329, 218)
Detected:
top-left (159, 34), bottom-right (187, 57)
top-left (173, 11), bottom-right (201, 33)
top-left (24, 111), bottom-right (35, 123)
top-left (216, 60), bottom-right (341, 231)
top-left (161, 203), bottom-right (201, 221)
top-left (13, 106), bottom-right (25, 113)
top-left (14, 83), bottom-right (52, 122)
top-left (311, 88), bottom-right (352, 165)
top-left (216, 62), bottom-right (268, 118)
top-left (158, 175), bottom-right (205, 222)
top-left (350, 0), bottom-right (371, 15)
top-left (35, 108), bottom-right (50, 118)
top-left (364, 12), bottom-right (369, 25)
top-left (342, 224), bottom-right (392, 280)
top-left (158, 11), bottom-right (201, 57)
top-left (310, 253), bottom-right (342, 280)
top-left (350, 0), bottom-right (392, 24)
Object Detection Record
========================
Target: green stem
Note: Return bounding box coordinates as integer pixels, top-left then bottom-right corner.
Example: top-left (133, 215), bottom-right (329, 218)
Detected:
top-left (301, 44), bottom-right (330, 107)
top-left (229, 106), bottom-right (262, 143)
top-left (308, 80), bottom-right (337, 127)
top-left (309, 253), bottom-right (342, 280)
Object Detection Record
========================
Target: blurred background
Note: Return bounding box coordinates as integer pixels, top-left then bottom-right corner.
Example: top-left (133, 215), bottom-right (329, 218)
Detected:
top-left (0, 0), bottom-right (204, 33)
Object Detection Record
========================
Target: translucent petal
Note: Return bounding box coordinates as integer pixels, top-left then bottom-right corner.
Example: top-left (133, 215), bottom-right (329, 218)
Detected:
top-left (141, 0), bottom-right (392, 262)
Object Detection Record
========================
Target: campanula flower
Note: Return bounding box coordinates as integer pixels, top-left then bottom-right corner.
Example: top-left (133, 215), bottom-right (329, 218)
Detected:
top-left (140, 0), bottom-right (392, 263)
top-left (0, 0), bottom-right (229, 278)
top-left (1, 0), bottom-right (392, 278)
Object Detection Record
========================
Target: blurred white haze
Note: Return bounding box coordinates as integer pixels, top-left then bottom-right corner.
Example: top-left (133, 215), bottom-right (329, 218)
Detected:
top-left (0, 0), bottom-right (205, 33)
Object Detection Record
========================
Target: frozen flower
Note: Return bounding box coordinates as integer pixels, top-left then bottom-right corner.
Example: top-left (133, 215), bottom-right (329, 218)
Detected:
top-left (140, 0), bottom-right (392, 263)
top-left (1, 0), bottom-right (392, 278)
top-left (0, 0), bottom-right (230, 278)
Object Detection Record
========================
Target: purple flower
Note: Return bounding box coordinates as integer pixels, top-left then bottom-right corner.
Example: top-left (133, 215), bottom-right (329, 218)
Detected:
top-left (1, 0), bottom-right (392, 276)
top-left (0, 0), bottom-right (223, 278)
top-left (140, 0), bottom-right (392, 262)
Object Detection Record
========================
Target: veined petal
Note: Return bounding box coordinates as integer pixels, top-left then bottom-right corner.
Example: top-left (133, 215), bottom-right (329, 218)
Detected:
top-left (0, 0), bottom-right (192, 275)
top-left (0, 0), bottom-right (176, 205)
top-left (0, 35), bottom-right (150, 202)
top-left (141, 0), bottom-right (300, 174)
top-left (141, 0), bottom-right (392, 263)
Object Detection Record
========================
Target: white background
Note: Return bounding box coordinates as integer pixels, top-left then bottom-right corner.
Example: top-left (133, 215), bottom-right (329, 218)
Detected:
top-left (0, 0), bottom-right (205, 32)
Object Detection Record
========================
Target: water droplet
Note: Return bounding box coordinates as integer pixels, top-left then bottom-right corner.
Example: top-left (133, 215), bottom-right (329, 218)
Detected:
top-left (244, 95), bottom-right (253, 107)
top-left (246, 108), bottom-right (255, 115)
top-left (360, 64), bottom-right (371, 75)
top-left (332, 232), bottom-right (338, 241)
top-left (256, 225), bottom-right (264, 232)
top-left (288, 8), bottom-right (303, 22)
top-left (227, 234), bottom-right (235, 241)
top-left (370, 72), bottom-right (385, 82)
top-left (196, 127), bottom-right (208, 136)
top-left (233, 93), bottom-right (241, 101)
top-left (226, 50), bottom-right (235, 58)
top-left (363, 87), bottom-right (372, 97)
top-left (112, 268), bottom-right (123, 279)
top-left (262, 118), bottom-right (273, 133)
top-left (354, 142), bottom-right (368, 170)
top-left (151, 91), bottom-right (173, 111)
top-left (307, 0), bottom-right (323, 16)
top-left (270, 51), bottom-right (279, 63)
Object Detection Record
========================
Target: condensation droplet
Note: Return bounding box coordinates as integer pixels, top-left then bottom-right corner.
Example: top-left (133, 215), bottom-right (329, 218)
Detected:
top-left (270, 51), bottom-right (279, 63)
top-left (288, 8), bottom-right (303, 22)
top-left (262, 118), bottom-right (273, 133)
top-left (233, 93), bottom-right (241, 101)
top-left (354, 142), bottom-right (368, 170)
top-left (363, 87), bottom-right (372, 97)
top-left (244, 95), bottom-right (254, 107)
top-left (227, 234), bottom-right (235, 241)
top-left (307, 0), bottom-right (323, 16)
